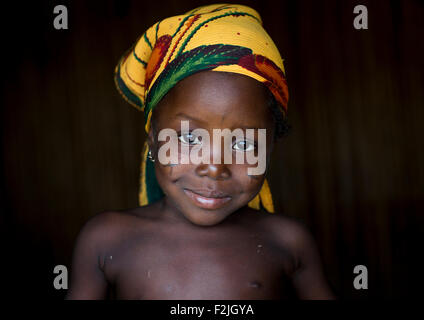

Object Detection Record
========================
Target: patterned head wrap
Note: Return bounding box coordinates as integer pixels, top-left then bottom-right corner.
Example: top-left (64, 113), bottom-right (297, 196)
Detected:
top-left (114, 3), bottom-right (289, 213)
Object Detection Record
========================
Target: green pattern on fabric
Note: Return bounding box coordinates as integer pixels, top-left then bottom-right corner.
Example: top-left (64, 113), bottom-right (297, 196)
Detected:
top-left (143, 32), bottom-right (153, 50)
top-left (176, 11), bottom-right (259, 58)
top-left (144, 44), bottom-right (252, 120)
top-left (133, 51), bottom-right (147, 67)
top-left (114, 62), bottom-right (143, 109)
top-left (172, 14), bottom-right (195, 37)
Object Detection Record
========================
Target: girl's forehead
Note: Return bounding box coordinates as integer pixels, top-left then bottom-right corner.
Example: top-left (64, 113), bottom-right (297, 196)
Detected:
top-left (155, 71), bottom-right (271, 121)
top-left (173, 71), bottom-right (268, 97)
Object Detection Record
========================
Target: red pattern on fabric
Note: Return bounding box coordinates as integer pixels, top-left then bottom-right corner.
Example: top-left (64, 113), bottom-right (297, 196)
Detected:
top-left (165, 14), bottom-right (201, 67)
top-left (237, 54), bottom-right (289, 110)
top-left (145, 35), bottom-right (172, 90)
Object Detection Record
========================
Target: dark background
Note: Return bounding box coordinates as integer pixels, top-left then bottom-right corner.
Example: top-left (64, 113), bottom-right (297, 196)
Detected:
top-left (1, 0), bottom-right (423, 299)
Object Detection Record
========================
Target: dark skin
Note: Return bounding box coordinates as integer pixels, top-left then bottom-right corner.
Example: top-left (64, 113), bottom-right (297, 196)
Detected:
top-left (66, 71), bottom-right (336, 300)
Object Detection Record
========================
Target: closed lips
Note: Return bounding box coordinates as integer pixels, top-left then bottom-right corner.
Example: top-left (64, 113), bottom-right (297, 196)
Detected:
top-left (185, 188), bottom-right (230, 198)
top-left (183, 188), bottom-right (232, 210)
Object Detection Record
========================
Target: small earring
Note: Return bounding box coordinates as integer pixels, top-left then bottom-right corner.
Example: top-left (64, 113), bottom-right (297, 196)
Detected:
top-left (147, 149), bottom-right (155, 162)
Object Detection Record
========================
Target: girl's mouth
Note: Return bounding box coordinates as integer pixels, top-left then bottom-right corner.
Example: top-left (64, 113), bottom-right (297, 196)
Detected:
top-left (183, 188), bottom-right (232, 210)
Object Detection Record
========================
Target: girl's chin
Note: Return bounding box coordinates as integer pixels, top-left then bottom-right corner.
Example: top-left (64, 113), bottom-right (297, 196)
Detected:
top-left (183, 213), bottom-right (229, 227)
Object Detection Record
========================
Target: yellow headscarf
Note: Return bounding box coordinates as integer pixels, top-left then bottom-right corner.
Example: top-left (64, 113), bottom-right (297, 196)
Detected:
top-left (114, 3), bottom-right (289, 213)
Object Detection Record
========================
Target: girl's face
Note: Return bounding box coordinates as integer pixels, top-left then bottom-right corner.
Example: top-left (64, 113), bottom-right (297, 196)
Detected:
top-left (148, 71), bottom-right (275, 226)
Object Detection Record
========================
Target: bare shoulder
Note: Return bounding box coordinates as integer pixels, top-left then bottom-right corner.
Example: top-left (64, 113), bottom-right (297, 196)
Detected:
top-left (260, 212), bottom-right (336, 299)
top-left (81, 210), bottom-right (131, 231)
top-left (73, 207), bottom-right (153, 253)
top-left (258, 211), bottom-right (317, 256)
top-left (73, 211), bottom-right (125, 251)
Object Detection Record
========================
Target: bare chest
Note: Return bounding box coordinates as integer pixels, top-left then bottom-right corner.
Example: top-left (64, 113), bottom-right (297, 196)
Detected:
top-left (103, 231), bottom-right (297, 299)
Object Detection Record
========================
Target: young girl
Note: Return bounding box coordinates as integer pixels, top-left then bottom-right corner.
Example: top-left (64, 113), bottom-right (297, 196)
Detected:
top-left (66, 3), bottom-right (335, 300)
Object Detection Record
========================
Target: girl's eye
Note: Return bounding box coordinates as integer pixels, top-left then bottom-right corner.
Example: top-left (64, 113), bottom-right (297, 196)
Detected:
top-left (232, 140), bottom-right (255, 152)
top-left (178, 132), bottom-right (202, 145)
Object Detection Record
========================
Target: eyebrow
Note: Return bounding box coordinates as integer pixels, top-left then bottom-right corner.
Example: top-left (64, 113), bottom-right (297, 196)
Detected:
top-left (175, 113), bottom-right (208, 125)
top-left (175, 113), bottom-right (264, 130)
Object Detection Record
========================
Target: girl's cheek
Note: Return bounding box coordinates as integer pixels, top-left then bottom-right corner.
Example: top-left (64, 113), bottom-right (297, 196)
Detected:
top-left (231, 165), bottom-right (264, 191)
top-left (157, 161), bottom-right (194, 181)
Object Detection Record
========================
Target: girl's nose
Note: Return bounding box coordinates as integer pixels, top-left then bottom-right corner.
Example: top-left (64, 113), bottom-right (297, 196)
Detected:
top-left (195, 163), bottom-right (231, 180)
